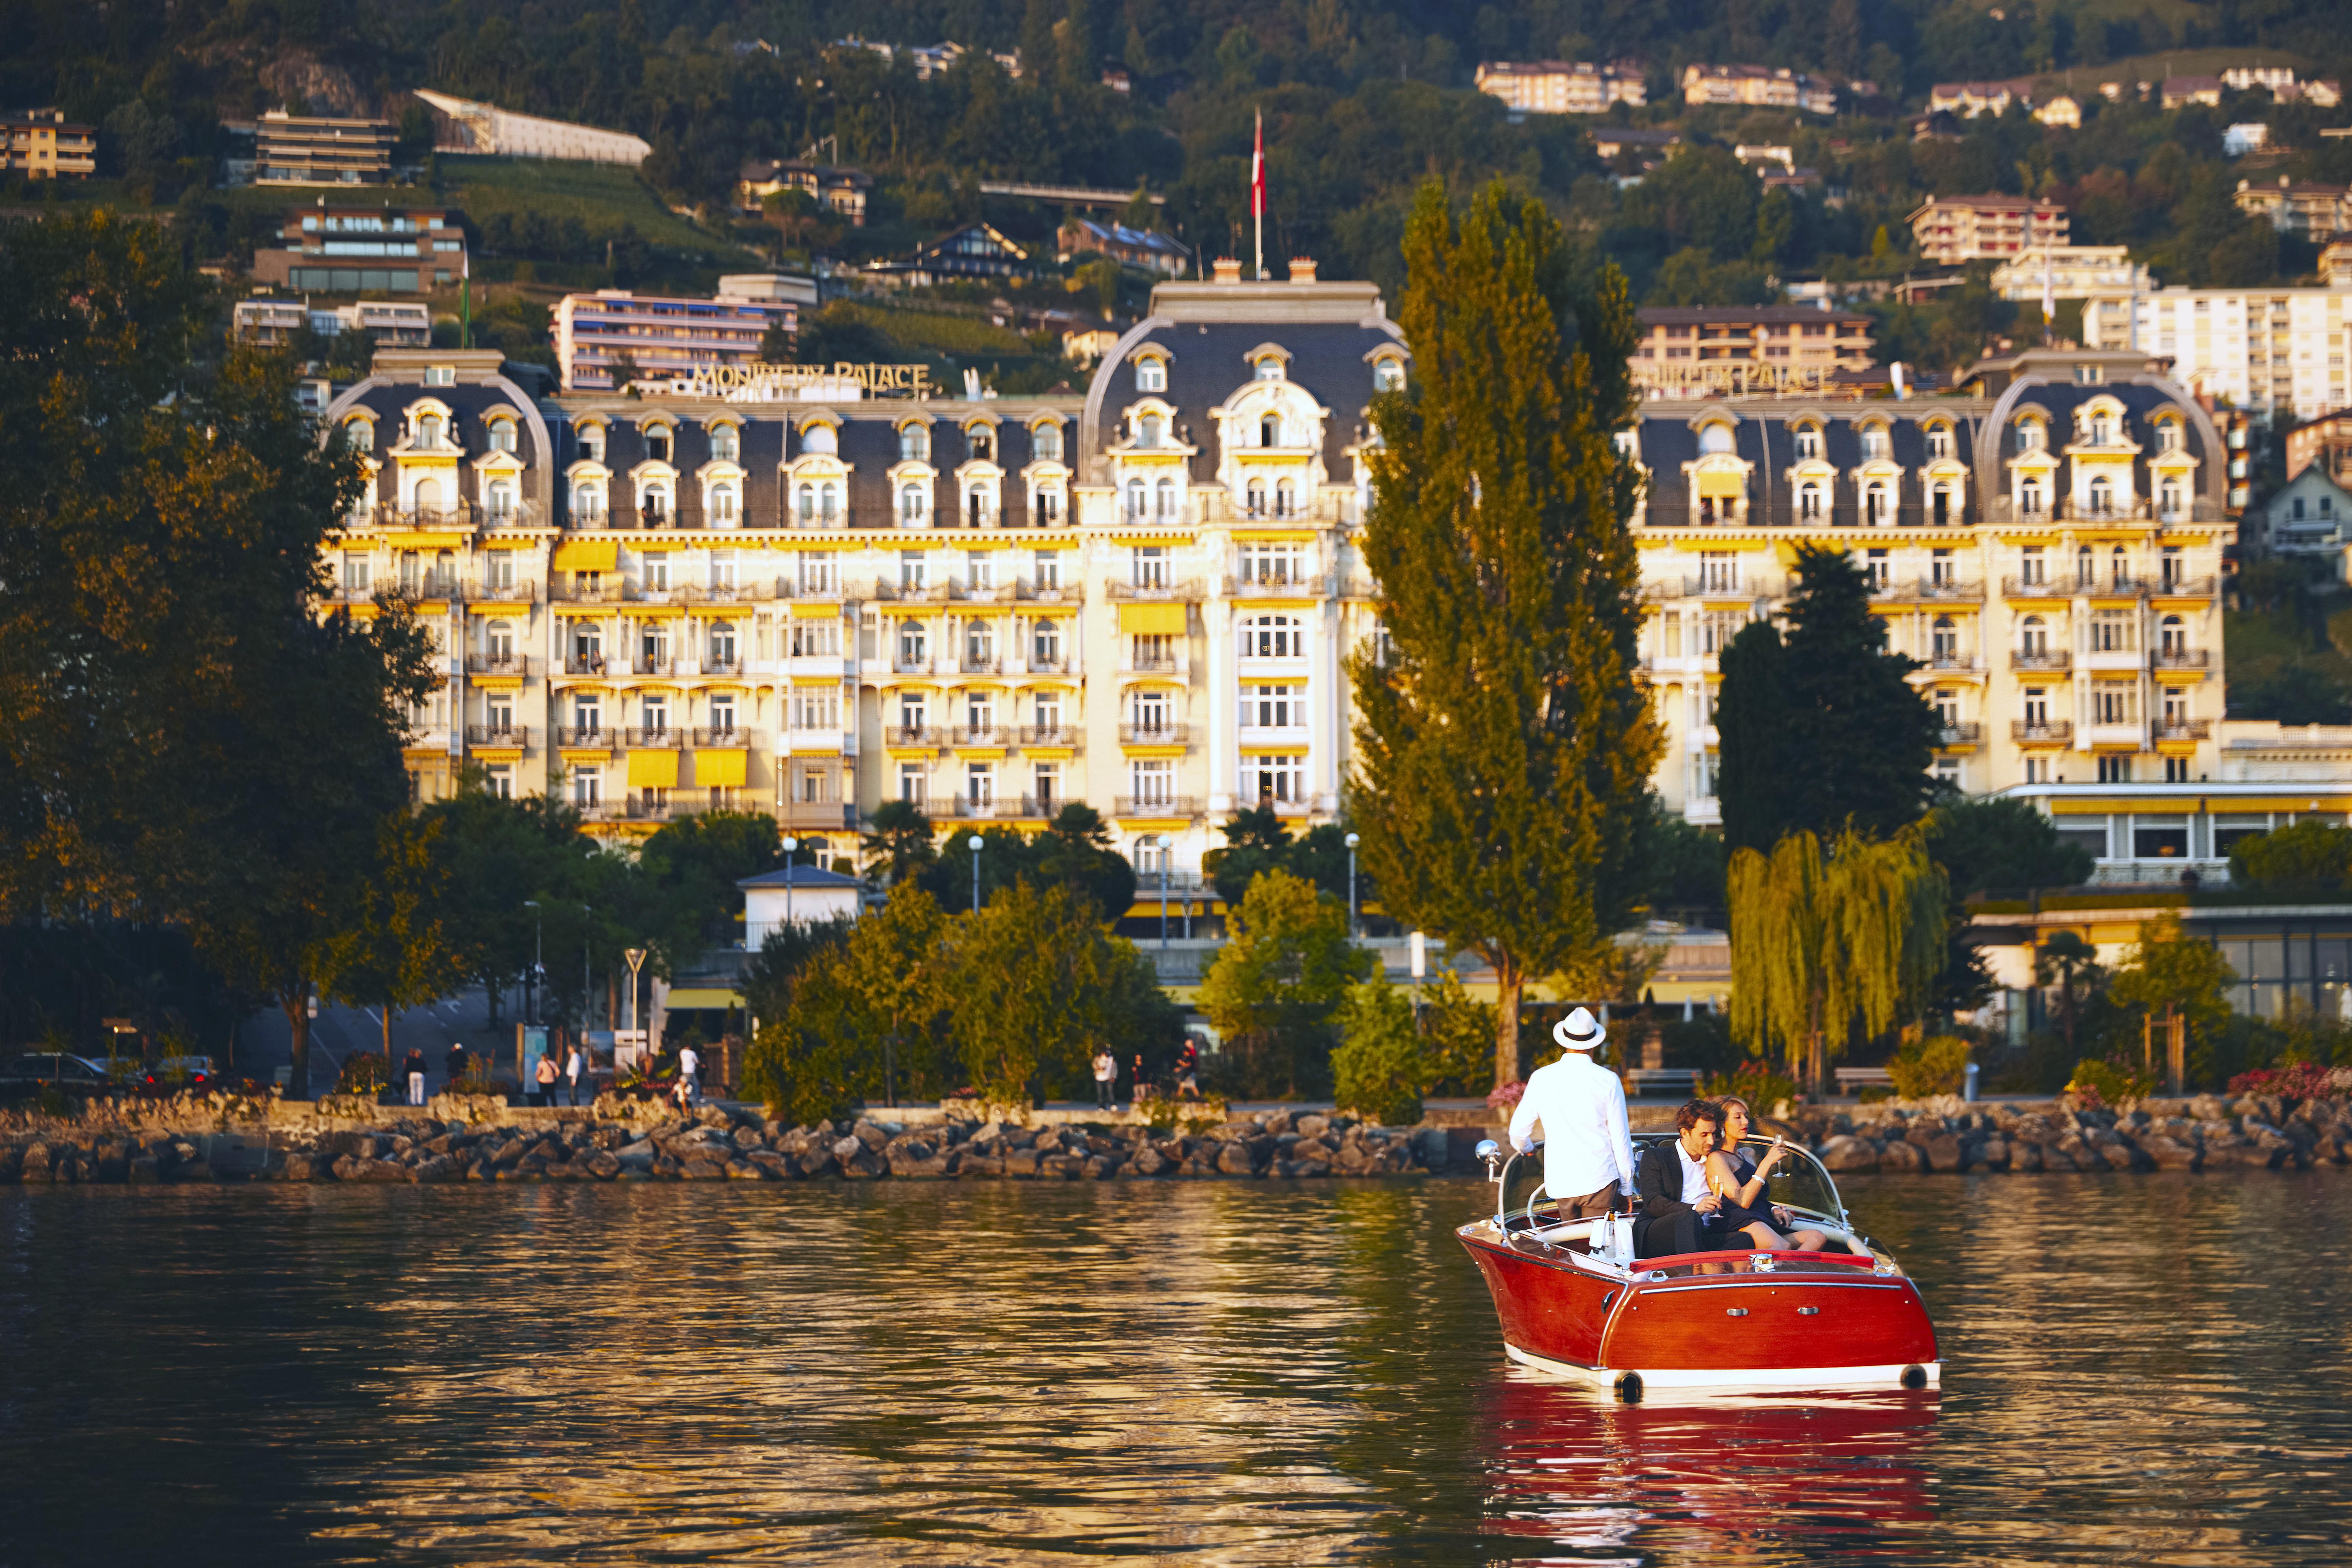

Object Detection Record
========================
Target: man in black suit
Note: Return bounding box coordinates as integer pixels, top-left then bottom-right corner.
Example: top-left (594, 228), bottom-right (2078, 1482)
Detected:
top-left (1634, 1099), bottom-right (1745, 1259)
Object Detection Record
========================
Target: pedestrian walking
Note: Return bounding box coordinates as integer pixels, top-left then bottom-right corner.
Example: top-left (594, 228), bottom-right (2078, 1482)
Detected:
top-left (678, 1043), bottom-right (702, 1106)
top-left (1092, 1047), bottom-right (1117, 1111)
top-left (1176, 1038), bottom-right (1201, 1102)
top-left (1129, 1053), bottom-right (1152, 1107)
top-left (403, 1047), bottom-right (428, 1107)
top-left (565, 1042), bottom-right (585, 1107)
top-left (533, 1047), bottom-right (559, 1107)
top-left (445, 1040), bottom-right (469, 1090)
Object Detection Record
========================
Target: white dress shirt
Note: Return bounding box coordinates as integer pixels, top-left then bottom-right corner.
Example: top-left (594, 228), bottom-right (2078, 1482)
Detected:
top-left (1507, 1052), bottom-right (1638, 1203)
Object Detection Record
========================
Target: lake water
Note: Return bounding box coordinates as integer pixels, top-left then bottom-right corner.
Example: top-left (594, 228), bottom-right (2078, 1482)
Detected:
top-left (3, 1172), bottom-right (2350, 1564)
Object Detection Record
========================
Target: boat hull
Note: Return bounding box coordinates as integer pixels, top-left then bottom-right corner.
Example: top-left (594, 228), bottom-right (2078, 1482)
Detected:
top-left (1461, 1226), bottom-right (1940, 1395)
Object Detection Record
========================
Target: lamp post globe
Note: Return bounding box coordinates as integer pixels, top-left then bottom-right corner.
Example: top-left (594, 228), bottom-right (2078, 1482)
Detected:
top-left (968, 835), bottom-right (984, 915)
top-left (1344, 833), bottom-right (1361, 937)
top-left (780, 837), bottom-right (799, 931)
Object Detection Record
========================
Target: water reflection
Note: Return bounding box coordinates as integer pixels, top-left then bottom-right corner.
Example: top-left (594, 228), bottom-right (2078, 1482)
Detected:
top-left (0, 1176), bottom-right (2349, 1564)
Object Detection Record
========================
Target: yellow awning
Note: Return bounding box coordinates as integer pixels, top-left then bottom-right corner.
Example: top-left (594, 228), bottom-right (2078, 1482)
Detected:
top-left (788, 601), bottom-right (847, 618)
top-left (551, 539), bottom-right (618, 572)
top-left (1696, 473), bottom-right (1745, 499)
top-left (380, 531), bottom-right (470, 551)
top-left (626, 749), bottom-right (679, 788)
top-left (1119, 603), bottom-right (1188, 635)
top-left (665, 987), bottom-right (741, 1010)
top-left (694, 749), bottom-right (747, 788)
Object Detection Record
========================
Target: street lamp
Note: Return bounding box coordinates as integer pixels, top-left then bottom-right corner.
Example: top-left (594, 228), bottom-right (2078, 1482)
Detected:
top-left (780, 835), bottom-right (799, 933)
top-left (523, 899), bottom-right (543, 1025)
top-left (1345, 832), bottom-right (1361, 939)
top-left (1156, 834), bottom-right (1171, 952)
top-left (580, 903), bottom-right (593, 1036)
top-left (968, 834), bottom-right (984, 915)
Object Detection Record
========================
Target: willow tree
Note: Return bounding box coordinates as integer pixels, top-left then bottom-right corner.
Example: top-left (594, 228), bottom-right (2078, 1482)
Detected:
top-left (1729, 829), bottom-right (1947, 1095)
top-left (1349, 181), bottom-right (1660, 1090)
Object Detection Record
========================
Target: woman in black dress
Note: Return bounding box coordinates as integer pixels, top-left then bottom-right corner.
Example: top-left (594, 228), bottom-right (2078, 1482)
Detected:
top-left (1705, 1096), bottom-right (1827, 1252)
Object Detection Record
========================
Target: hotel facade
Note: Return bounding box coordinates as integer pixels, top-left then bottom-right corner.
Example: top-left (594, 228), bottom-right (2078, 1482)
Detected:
top-left (321, 275), bottom-right (2253, 890)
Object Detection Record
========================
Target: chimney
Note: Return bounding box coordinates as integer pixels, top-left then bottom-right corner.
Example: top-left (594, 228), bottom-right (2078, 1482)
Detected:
top-left (1212, 257), bottom-right (1243, 284)
top-left (1289, 256), bottom-right (1317, 283)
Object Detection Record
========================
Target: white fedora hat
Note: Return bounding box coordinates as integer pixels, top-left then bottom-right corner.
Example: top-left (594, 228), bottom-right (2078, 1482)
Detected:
top-left (1553, 1007), bottom-right (1605, 1052)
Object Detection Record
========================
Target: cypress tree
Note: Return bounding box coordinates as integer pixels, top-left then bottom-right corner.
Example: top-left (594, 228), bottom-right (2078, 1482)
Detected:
top-left (1349, 181), bottom-right (1660, 1091)
top-left (1718, 543), bottom-right (1942, 851)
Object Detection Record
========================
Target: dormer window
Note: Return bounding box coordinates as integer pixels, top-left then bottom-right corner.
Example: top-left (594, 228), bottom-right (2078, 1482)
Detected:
top-left (711, 425), bottom-right (739, 462)
top-left (416, 413), bottom-right (444, 449)
top-left (1860, 425), bottom-right (1889, 460)
top-left (1259, 415), bottom-right (1281, 448)
top-left (2154, 421), bottom-right (2179, 453)
top-left (1794, 425), bottom-right (1820, 460)
top-left (2015, 422), bottom-right (2044, 453)
top-left (900, 424), bottom-right (930, 463)
top-left (1136, 357), bottom-right (1167, 393)
top-left (345, 416), bottom-right (374, 450)
top-left (646, 428), bottom-right (673, 464)
top-left (579, 426), bottom-right (604, 463)
top-left (1254, 358), bottom-right (1283, 381)
top-left (1698, 423), bottom-right (1733, 455)
top-left (801, 423), bottom-right (837, 456)
top-left (423, 364), bottom-right (454, 388)
top-left (1033, 422), bottom-right (1063, 462)
top-left (1925, 425), bottom-right (1951, 460)
top-left (1138, 414), bottom-right (1164, 449)
top-left (969, 429), bottom-right (994, 463)
top-left (1372, 358), bottom-right (1405, 393)
top-left (2090, 414), bottom-right (2113, 445)
top-left (487, 417), bottom-right (516, 454)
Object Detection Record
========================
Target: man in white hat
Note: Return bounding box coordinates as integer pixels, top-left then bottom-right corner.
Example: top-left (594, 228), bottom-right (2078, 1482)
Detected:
top-left (1505, 1006), bottom-right (1638, 1220)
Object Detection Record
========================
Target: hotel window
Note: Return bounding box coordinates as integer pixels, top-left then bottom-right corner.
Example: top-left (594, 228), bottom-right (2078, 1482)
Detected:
top-left (1930, 549), bottom-right (1954, 586)
top-left (963, 619), bottom-right (995, 668)
top-left (1131, 758), bottom-right (1175, 804)
top-left (2092, 682), bottom-right (2137, 724)
top-left (1033, 690), bottom-right (1063, 732)
top-left (1033, 422), bottom-right (1063, 462)
top-left (1931, 482), bottom-right (1953, 526)
top-left (710, 621), bottom-right (738, 669)
top-left (710, 482), bottom-right (739, 524)
top-left (900, 483), bottom-right (928, 525)
top-left (1245, 683), bottom-right (1299, 728)
top-left (1865, 482), bottom-right (1890, 526)
top-left (1254, 357), bottom-right (1283, 381)
top-left (2096, 755), bottom-right (2131, 784)
top-left (343, 554), bottom-right (372, 591)
top-left (1860, 550), bottom-right (1890, 590)
top-left (898, 762), bottom-right (927, 804)
top-left (2090, 413), bottom-right (2113, 444)
top-left (1925, 425), bottom-right (1951, 459)
top-left (1245, 753), bottom-right (1306, 805)
top-left (2090, 609), bottom-right (2135, 652)
top-left (641, 481), bottom-right (670, 523)
top-left (2023, 688), bottom-right (2049, 727)
top-left (1034, 549), bottom-right (1062, 589)
top-left (710, 693), bottom-right (737, 733)
top-left (1156, 477), bottom-right (1179, 519)
top-left (645, 554), bottom-right (670, 592)
top-left (573, 695), bottom-right (603, 733)
top-left (486, 618), bottom-right (514, 661)
top-left (789, 619), bottom-right (840, 658)
top-left (573, 769), bottom-right (602, 808)
top-left (1033, 763), bottom-right (1061, 812)
top-left (345, 416), bottom-right (375, 450)
top-left (1931, 616), bottom-right (1959, 662)
top-left (966, 763), bottom-right (995, 809)
top-left (790, 688), bottom-right (841, 729)
top-left (1031, 617), bottom-right (1063, 667)
top-left (2159, 615), bottom-right (2187, 657)
top-left (1246, 477), bottom-right (1268, 516)
top-left (2088, 475), bottom-right (2114, 515)
top-left (2021, 480), bottom-right (2044, 517)
top-left (1240, 542), bottom-right (1303, 585)
top-left (1698, 423), bottom-right (1734, 455)
top-left (2160, 479), bottom-right (2183, 519)
top-left (1860, 425), bottom-right (1889, 460)
top-left (1033, 486), bottom-right (1061, 524)
top-left (1125, 479), bottom-right (1147, 520)
top-left (1242, 615), bottom-right (1303, 658)
top-left (966, 551), bottom-right (994, 591)
top-left (1373, 358), bottom-right (1405, 392)
top-left (640, 624), bottom-right (671, 673)
top-left (1132, 689), bottom-right (1170, 733)
top-left (645, 428), bottom-right (672, 464)
top-left (1133, 632), bottom-right (1175, 669)
top-left (415, 412), bottom-right (445, 448)
top-left (1698, 551), bottom-right (1737, 592)
top-left (1794, 425), bottom-right (1820, 459)
top-left (1137, 413), bottom-right (1164, 448)
top-left (711, 424), bottom-right (739, 461)
top-left (2019, 615), bottom-right (2049, 656)
top-left (1132, 546), bottom-right (1168, 589)
top-left (799, 552), bottom-right (835, 595)
top-left (899, 424), bottom-right (930, 462)
top-left (1799, 482), bottom-right (1824, 521)
top-left (897, 693), bottom-right (929, 734)
top-left (2015, 422), bottom-right (2043, 453)
top-left (800, 423), bottom-right (837, 455)
top-left (486, 479), bottom-right (515, 520)
top-left (897, 619), bottom-right (928, 666)
top-left (1135, 357), bottom-right (1167, 394)
top-left (487, 418), bottom-right (517, 454)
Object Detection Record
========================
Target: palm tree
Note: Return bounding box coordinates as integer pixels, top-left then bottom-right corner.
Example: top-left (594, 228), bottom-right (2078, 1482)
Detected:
top-left (2033, 930), bottom-right (2101, 1049)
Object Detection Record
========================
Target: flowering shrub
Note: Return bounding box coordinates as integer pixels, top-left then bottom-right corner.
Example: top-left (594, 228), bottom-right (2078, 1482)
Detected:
top-left (2227, 1063), bottom-right (2352, 1100)
top-left (1486, 1079), bottom-right (1526, 1113)
top-left (2066, 1057), bottom-right (2156, 1108)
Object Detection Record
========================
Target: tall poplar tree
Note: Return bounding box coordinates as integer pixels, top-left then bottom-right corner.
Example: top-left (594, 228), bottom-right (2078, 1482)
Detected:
top-left (1349, 181), bottom-right (1661, 1091)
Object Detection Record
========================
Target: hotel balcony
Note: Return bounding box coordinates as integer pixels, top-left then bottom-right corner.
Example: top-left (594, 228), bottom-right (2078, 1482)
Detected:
top-left (955, 654), bottom-right (1003, 676)
top-left (1224, 573), bottom-right (1337, 601)
top-left (785, 509), bottom-right (854, 532)
top-left (555, 725), bottom-right (613, 748)
top-left (779, 800), bottom-right (857, 831)
top-left (1104, 578), bottom-right (1206, 603)
top-left (549, 579), bottom-right (638, 605)
top-left (2152, 576), bottom-right (2219, 598)
top-left (561, 654), bottom-right (614, 677)
top-left (1339, 572), bottom-right (1380, 600)
top-left (683, 581), bottom-right (777, 607)
top-left (2152, 649), bottom-right (2211, 672)
top-left (1934, 722), bottom-right (1983, 747)
top-left (467, 577), bottom-right (538, 605)
top-left (1018, 725), bottom-right (1081, 747)
top-left (884, 725), bottom-right (946, 747)
top-left (689, 727), bottom-right (749, 747)
top-left (1194, 492), bottom-right (1354, 528)
top-left (634, 656), bottom-right (675, 677)
top-left (943, 794), bottom-right (1023, 820)
top-left (2009, 648), bottom-right (2071, 673)
top-left (464, 653), bottom-right (536, 678)
top-left (2154, 718), bottom-right (2213, 741)
top-left (1877, 576), bottom-right (1986, 603)
top-left (1115, 795), bottom-right (1198, 818)
top-left (949, 725), bottom-right (1010, 747)
top-left (1024, 652), bottom-right (1071, 676)
top-left (1120, 650), bottom-right (1189, 676)
top-left (1912, 652), bottom-right (1984, 675)
top-left (890, 655), bottom-right (935, 676)
top-left (622, 726), bottom-right (682, 747)
top-left (2010, 720), bottom-right (2074, 745)
top-left (1686, 574), bottom-right (1779, 599)
top-left (371, 502), bottom-right (479, 529)
top-left (1120, 723), bottom-right (1190, 745)
top-left (701, 654), bottom-right (744, 677)
top-left (464, 724), bottom-right (533, 748)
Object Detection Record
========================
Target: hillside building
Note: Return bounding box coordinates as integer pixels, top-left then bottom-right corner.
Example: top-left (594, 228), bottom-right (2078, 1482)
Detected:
top-left (1680, 64), bottom-right (1837, 115)
top-left (1473, 59), bottom-right (1647, 117)
top-left (1907, 194), bottom-right (2071, 263)
top-left (249, 205), bottom-right (468, 295)
top-left (553, 286), bottom-right (801, 393)
top-left (2080, 287), bottom-right (2352, 425)
top-left (1631, 305), bottom-right (1876, 396)
top-left (2, 108), bottom-right (95, 179)
top-left (1988, 245), bottom-right (2150, 302)
top-left (412, 90), bottom-right (650, 167)
top-left (255, 111), bottom-right (394, 185)
top-left (2234, 177), bottom-right (2348, 241)
top-left (736, 160), bottom-right (873, 226)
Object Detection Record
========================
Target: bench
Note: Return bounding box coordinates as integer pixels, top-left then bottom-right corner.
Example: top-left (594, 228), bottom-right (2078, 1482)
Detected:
top-left (1834, 1067), bottom-right (1894, 1093)
top-left (1624, 1068), bottom-right (1701, 1097)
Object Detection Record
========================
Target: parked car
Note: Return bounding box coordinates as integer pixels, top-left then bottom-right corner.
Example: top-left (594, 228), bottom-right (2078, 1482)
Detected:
top-left (0, 1053), bottom-right (111, 1089)
top-left (142, 1055), bottom-right (218, 1088)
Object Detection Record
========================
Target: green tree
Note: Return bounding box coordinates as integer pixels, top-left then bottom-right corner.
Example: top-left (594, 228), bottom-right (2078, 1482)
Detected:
top-left (317, 812), bottom-right (460, 1065)
top-left (1728, 828), bottom-right (1947, 1094)
top-left (2229, 821), bottom-right (2352, 891)
top-left (740, 912), bottom-right (858, 1033)
top-left (1203, 804), bottom-right (1293, 902)
top-left (2107, 912), bottom-right (2235, 1072)
top-left (635, 810), bottom-right (785, 973)
top-left (1199, 868), bottom-right (1373, 1098)
top-left (1718, 544), bottom-right (1943, 853)
top-left (1417, 967), bottom-right (1498, 1096)
top-left (1332, 975), bottom-right (1423, 1125)
top-left (1032, 802), bottom-right (1138, 917)
top-left (947, 878), bottom-right (1176, 1109)
top-left (862, 798), bottom-right (940, 888)
top-left (2033, 930), bottom-right (2102, 1051)
top-left (1925, 795), bottom-right (2096, 896)
top-left (1349, 180), bottom-right (1660, 1091)
top-left (743, 882), bottom-right (952, 1121)
top-left (418, 785), bottom-right (591, 1023)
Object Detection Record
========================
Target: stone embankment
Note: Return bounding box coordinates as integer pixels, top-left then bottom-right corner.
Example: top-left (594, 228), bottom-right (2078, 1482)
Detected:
top-left (0, 1092), bottom-right (1449, 1185)
top-left (1780, 1093), bottom-right (2352, 1173)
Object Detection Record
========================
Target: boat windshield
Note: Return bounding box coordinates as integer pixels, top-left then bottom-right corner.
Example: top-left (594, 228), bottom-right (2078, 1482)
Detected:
top-left (1496, 1136), bottom-right (1848, 1231)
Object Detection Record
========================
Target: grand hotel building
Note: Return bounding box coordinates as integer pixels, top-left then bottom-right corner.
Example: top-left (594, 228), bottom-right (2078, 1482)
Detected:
top-left (322, 271), bottom-right (2272, 894)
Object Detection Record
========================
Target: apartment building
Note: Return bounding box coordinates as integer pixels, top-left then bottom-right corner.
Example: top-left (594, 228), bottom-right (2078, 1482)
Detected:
top-left (249, 206), bottom-right (468, 294)
top-left (1057, 217), bottom-right (1191, 277)
top-left (1988, 245), bottom-right (2150, 302)
top-left (1927, 80), bottom-right (2035, 117)
top-left (2285, 406), bottom-right (2352, 483)
top-left (1, 108), bottom-right (96, 179)
top-left (1908, 195), bottom-right (2070, 263)
top-left (233, 296), bottom-right (433, 347)
top-left (2081, 287), bottom-right (2352, 424)
top-left (254, 111), bottom-right (394, 185)
top-left (1631, 305), bottom-right (1876, 396)
top-left (2234, 177), bottom-right (2348, 241)
top-left (1473, 59), bottom-right (1647, 117)
top-left (552, 287), bottom-right (801, 393)
top-left (1681, 64), bottom-right (1837, 115)
top-left (735, 159), bottom-right (873, 225)
top-left (2162, 76), bottom-right (2224, 109)
top-left (323, 295), bottom-right (2237, 892)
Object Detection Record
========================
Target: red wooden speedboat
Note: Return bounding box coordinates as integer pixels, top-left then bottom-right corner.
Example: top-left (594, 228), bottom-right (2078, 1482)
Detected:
top-left (1460, 1135), bottom-right (1940, 1400)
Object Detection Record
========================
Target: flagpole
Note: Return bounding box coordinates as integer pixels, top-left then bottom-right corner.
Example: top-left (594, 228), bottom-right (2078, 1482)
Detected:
top-left (1252, 109), bottom-right (1264, 281)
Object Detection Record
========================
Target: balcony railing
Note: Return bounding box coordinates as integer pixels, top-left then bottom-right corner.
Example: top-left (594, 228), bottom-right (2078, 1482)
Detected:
top-left (1934, 722), bottom-right (1983, 747)
top-left (1115, 795), bottom-right (1198, 818)
top-left (2154, 718), bottom-right (2213, 741)
top-left (2153, 649), bottom-right (2211, 670)
top-left (1899, 576), bottom-right (1987, 603)
top-left (465, 653), bottom-right (534, 677)
top-left (2009, 648), bottom-right (2071, 673)
top-left (1915, 653), bottom-right (1983, 673)
top-left (884, 725), bottom-right (945, 747)
top-left (1685, 575), bottom-right (1763, 598)
top-left (2000, 575), bottom-right (2065, 597)
top-left (1339, 573), bottom-right (1380, 600)
top-left (690, 727), bottom-right (749, 747)
top-left (622, 726), bottom-right (681, 747)
top-left (2153, 575), bottom-right (2219, 598)
top-left (1018, 725), bottom-right (1080, 747)
top-left (949, 726), bottom-right (1009, 747)
top-left (1104, 579), bottom-right (1206, 602)
top-left (944, 795), bottom-right (1019, 820)
top-left (702, 655), bottom-right (743, 677)
top-left (561, 654), bottom-right (614, 676)
top-left (555, 725), bottom-right (613, 747)
top-left (2009, 720), bottom-right (2073, 744)
top-left (464, 725), bottom-right (533, 747)
top-left (1195, 492), bottom-right (1354, 527)
top-left (779, 800), bottom-right (856, 830)
top-left (1025, 653), bottom-right (1071, 675)
top-left (466, 577), bottom-right (537, 603)
top-left (372, 502), bottom-right (479, 530)
top-left (892, 655), bottom-right (934, 675)
top-left (957, 654), bottom-right (1002, 676)
top-left (549, 580), bottom-right (637, 604)
top-left (1224, 573), bottom-right (1336, 600)
top-left (1120, 723), bottom-right (1190, 745)
top-left (634, 656), bottom-right (675, 677)
top-left (1122, 653), bottom-right (1187, 674)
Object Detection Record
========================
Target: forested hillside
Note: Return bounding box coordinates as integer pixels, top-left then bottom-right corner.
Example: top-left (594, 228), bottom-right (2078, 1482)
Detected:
top-left (4, 0), bottom-right (2350, 370)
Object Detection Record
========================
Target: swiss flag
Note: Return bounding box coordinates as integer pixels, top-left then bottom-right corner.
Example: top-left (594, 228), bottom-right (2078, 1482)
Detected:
top-left (1251, 110), bottom-right (1264, 222)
